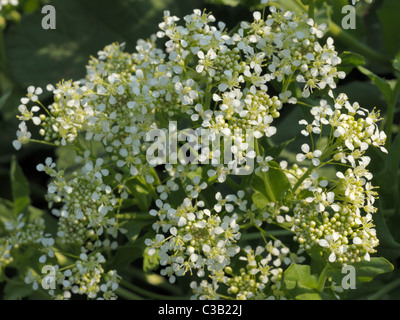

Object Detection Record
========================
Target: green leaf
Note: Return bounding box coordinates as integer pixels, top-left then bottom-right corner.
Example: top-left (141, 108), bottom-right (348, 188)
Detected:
top-left (0, 198), bottom-right (14, 229)
top-left (107, 243), bottom-right (143, 270)
top-left (357, 66), bottom-right (392, 105)
top-left (352, 257), bottom-right (393, 283)
top-left (123, 219), bottom-right (152, 243)
top-left (0, 88), bottom-right (12, 112)
top-left (128, 181), bottom-right (153, 213)
top-left (282, 264), bottom-right (321, 299)
top-left (373, 202), bottom-right (400, 260)
top-left (3, 281), bottom-right (33, 300)
top-left (205, 0), bottom-right (241, 6)
top-left (295, 293), bottom-right (322, 300)
top-left (327, 257), bottom-right (394, 289)
top-left (339, 51), bottom-right (366, 74)
top-left (263, 137), bottom-right (295, 160)
top-left (252, 161), bottom-right (291, 208)
top-left (10, 156), bottom-right (30, 216)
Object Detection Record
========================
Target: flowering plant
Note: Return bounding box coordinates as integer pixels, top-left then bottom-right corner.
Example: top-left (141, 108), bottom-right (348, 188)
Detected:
top-left (1, 0), bottom-right (399, 300)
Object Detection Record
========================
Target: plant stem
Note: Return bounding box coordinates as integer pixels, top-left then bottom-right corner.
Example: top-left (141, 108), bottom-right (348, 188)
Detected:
top-left (28, 139), bottom-right (58, 147)
top-left (120, 279), bottom-right (188, 300)
top-left (124, 266), bottom-right (184, 296)
top-left (115, 287), bottom-right (144, 300)
top-left (116, 213), bottom-right (154, 220)
top-left (366, 278), bottom-right (400, 300)
top-left (317, 264), bottom-right (329, 292)
top-left (328, 22), bottom-right (391, 69)
top-left (292, 165), bottom-right (314, 194)
top-left (308, 0), bottom-right (315, 20)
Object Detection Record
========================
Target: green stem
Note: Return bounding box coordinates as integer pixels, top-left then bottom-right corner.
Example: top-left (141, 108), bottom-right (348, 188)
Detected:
top-left (124, 266), bottom-right (184, 296)
top-left (116, 213), bottom-right (154, 220)
top-left (292, 165), bottom-right (314, 194)
top-left (254, 138), bottom-right (262, 157)
top-left (366, 278), bottom-right (400, 300)
top-left (120, 279), bottom-right (188, 300)
top-left (205, 79), bottom-right (212, 109)
top-left (254, 224), bottom-right (279, 242)
top-left (254, 139), bottom-right (276, 201)
top-left (308, 0), bottom-right (315, 20)
top-left (317, 264), bottom-right (330, 292)
top-left (115, 287), bottom-right (144, 300)
top-left (329, 22), bottom-right (391, 69)
top-left (28, 139), bottom-right (58, 147)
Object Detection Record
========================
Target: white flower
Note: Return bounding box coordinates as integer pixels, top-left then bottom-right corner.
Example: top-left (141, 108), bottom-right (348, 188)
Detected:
top-left (296, 143), bottom-right (322, 166)
top-left (255, 156), bottom-right (273, 173)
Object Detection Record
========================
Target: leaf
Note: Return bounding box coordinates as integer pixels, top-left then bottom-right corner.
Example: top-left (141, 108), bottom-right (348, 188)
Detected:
top-left (263, 137), bottom-right (295, 160)
top-left (107, 243), bottom-right (144, 270)
top-left (0, 198), bottom-right (15, 229)
top-left (358, 66), bottom-right (392, 105)
top-left (352, 257), bottom-right (393, 283)
top-left (10, 156), bottom-right (30, 216)
top-left (123, 219), bottom-right (152, 243)
top-left (3, 281), bottom-right (33, 300)
top-left (0, 88), bottom-right (12, 112)
top-left (295, 293), bottom-right (322, 300)
top-left (327, 257), bottom-right (394, 288)
top-left (339, 51), bottom-right (366, 74)
top-left (282, 264), bottom-right (321, 299)
top-left (205, 0), bottom-right (241, 6)
top-left (252, 192), bottom-right (269, 210)
top-left (373, 202), bottom-right (400, 260)
top-left (252, 161), bottom-right (291, 208)
top-left (128, 181), bottom-right (152, 213)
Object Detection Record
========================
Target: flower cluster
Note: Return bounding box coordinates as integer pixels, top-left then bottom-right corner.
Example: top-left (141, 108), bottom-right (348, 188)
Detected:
top-left (146, 180), bottom-right (243, 283)
top-left (7, 3), bottom-right (388, 301)
top-left (37, 156), bottom-right (120, 246)
top-left (191, 241), bottom-right (305, 300)
top-left (0, 212), bottom-right (46, 270)
top-left (24, 252), bottom-right (120, 300)
top-left (289, 91), bottom-right (386, 263)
